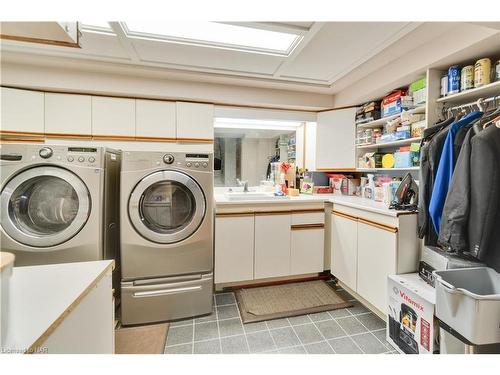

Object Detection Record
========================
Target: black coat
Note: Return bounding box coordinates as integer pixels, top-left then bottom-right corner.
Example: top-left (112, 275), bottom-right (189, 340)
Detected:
top-left (439, 125), bottom-right (500, 272)
top-left (417, 118), bottom-right (454, 242)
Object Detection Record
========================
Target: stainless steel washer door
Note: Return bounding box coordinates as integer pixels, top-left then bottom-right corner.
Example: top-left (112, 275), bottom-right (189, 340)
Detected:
top-left (128, 170), bottom-right (206, 244)
top-left (1, 166), bottom-right (91, 248)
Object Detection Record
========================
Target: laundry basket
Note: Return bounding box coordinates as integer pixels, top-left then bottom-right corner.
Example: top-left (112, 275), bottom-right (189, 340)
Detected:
top-left (434, 267), bottom-right (500, 345)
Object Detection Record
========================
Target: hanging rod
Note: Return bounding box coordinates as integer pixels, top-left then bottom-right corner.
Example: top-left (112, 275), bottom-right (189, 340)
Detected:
top-left (447, 95), bottom-right (500, 111)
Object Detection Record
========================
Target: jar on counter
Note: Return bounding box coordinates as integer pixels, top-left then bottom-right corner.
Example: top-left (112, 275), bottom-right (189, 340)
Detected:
top-left (495, 60), bottom-right (500, 82)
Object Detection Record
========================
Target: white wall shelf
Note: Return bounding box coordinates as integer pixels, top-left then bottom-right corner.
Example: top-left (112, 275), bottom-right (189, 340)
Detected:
top-left (436, 80), bottom-right (500, 105)
top-left (356, 137), bottom-right (422, 149)
top-left (356, 106), bottom-right (426, 129)
top-left (356, 167), bottom-right (419, 172)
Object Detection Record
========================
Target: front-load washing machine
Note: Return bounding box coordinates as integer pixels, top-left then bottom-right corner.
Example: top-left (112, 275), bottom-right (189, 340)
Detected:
top-left (120, 150), bottom-right (214, 325)
top-left (0, 144), bottom-right (121, 270)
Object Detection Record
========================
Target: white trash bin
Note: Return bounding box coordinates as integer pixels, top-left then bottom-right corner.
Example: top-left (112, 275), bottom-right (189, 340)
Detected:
top-left (434, 267), bottom-right (500, 346)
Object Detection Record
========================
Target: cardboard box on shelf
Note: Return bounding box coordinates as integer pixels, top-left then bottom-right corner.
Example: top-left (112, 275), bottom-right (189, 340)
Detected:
top-left (387, 273), bottom-right (438, 354)
top-left (341, 178), bottom-right (360, 196)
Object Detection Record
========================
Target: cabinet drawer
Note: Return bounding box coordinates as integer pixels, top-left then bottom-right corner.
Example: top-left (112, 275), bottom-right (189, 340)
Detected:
top-left (291, 210), bottom-right (325, 225)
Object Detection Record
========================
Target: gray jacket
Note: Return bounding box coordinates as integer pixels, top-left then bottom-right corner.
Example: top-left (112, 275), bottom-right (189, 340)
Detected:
top-left (439, 125), bottom-right (500, 272)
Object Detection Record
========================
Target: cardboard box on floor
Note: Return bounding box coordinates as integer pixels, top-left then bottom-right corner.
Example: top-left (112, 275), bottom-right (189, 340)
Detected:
top-left (387, 273), bottom-right (438, 354)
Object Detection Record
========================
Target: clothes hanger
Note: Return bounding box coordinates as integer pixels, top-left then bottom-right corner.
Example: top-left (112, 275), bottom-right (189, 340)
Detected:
top-left (481, 97), bottom-right (500, 129)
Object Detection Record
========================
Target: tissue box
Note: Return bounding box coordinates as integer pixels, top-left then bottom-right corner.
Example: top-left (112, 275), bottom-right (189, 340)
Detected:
top-left (394, 151), bottom-right (412, 168)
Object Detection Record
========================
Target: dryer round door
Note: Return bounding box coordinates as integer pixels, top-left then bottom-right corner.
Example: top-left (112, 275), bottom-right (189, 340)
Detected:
top-left (128, 170), bottom-right (206, 244)
top-left (1, 166), bottom-right (91, 248)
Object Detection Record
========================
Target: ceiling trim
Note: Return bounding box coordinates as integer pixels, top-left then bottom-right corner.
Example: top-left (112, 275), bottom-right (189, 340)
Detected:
top-left (108, 21), bottom-right (140, 62)
top-left (325, 22), bottom-right (424, 84)
top-left (272, 22), bottom-right (325, 78)
top-left (222, 22), bottom-right (311, 35)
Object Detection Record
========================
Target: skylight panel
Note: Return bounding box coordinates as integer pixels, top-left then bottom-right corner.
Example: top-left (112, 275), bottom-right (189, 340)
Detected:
top-left (122, 21), bottom-right (301, 55)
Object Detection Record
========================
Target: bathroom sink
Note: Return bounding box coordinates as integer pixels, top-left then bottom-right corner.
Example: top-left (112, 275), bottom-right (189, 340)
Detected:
top-left (224, 192), bottom-right (289, 201)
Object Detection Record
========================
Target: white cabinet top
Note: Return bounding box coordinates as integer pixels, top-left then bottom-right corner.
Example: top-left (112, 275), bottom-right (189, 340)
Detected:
top-left (3, 260), bottom-right (113, 353)
top-left (214, 192), bottom-right (412, 217)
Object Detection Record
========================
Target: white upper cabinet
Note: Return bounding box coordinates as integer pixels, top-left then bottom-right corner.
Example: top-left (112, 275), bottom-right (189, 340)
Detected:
top-left (91, 97), bottom-right (135, 137)
top-left (316, 107), bottom-right (357, 170)
top-left (135, 99), bottom-right (176, 139)
top-left (45, 93), bottom-right (91, 136)
top-left (176, 102), bottom-right (214, 140)
top-left (1, 87), bottom-right (44, 134)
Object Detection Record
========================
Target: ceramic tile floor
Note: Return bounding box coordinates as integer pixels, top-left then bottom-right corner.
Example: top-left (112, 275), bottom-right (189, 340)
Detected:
top-left (164, 284), bottom-right (398, 354)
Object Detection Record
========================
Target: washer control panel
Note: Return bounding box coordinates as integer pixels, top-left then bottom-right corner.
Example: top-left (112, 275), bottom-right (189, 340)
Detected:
top-left (184, 153), bottom-right (211, 170)
top-left (28, 146), bottom-right (101, 167)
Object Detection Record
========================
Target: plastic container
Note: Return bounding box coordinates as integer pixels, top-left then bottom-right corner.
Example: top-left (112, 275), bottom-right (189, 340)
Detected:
top-left (434, 267), bottom-right (500, 345)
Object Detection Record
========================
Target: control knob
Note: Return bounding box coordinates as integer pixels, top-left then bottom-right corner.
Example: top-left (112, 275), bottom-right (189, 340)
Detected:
top-left (39, 147), bottom-right (53, 159)
top-left (163, 154), bottom-right (175, 164)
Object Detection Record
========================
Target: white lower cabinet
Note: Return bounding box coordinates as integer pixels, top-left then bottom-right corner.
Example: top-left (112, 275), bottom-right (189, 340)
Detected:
top-left (254, 213), bottom-right (291, 279)
top-left (214, 215), bottom-right (254, 284)
top-left (330, 205), bottom-right (418, 315)
top-left (331, 212), bottom-right (358, 291)
top-left (291, 227), bottom-right (324, 275)
top-left (356, 220), bottom-right (397, 313)
top-left (215, 207), bottom-right (326, 285)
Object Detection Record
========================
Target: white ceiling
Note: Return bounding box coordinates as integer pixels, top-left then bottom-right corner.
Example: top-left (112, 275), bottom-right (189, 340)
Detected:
top-left (1, 21), bottom-right (498, 106)
top-left (0, 22), bottom-right (421, 88)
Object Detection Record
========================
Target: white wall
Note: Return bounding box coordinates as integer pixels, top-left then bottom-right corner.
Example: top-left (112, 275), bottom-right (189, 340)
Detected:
top-left (0, 59), bottom-right (335, 111)
top-left (305, 122), bottom-right (317, 171)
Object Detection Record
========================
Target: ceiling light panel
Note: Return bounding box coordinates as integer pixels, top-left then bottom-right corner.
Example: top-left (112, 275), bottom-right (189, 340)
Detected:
top-left (122, 21), bottom-right (302, 55)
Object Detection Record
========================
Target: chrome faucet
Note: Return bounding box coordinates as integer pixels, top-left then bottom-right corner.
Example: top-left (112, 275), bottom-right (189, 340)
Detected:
top-left (236, 179), bottom-right (249, 192)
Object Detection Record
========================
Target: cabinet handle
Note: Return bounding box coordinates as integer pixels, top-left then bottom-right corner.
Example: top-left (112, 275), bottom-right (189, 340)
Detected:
top-left (291, 223), bottom-right (324, 230)
top-left (254, 210), bottom-right (291, 216)
top-left (332, 210), bottom-right (358, 221)
top-left (358, 218), bottom-right (398, 233)
top-left (216, 212), bottom-right (254, 217)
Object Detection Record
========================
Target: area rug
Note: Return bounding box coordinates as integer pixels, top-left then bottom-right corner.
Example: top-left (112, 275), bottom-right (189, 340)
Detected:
top-left (115, 323), bottom-right (169, 354)
top-left (235, 280), bottom-right (353, 323)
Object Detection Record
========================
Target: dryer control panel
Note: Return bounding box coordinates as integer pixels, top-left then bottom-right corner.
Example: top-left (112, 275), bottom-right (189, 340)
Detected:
top-left (184, 153), bottom-right (211, 169)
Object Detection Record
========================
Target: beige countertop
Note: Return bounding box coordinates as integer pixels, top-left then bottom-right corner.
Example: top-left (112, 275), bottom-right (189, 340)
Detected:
top-left (215, 193), bottom-right (414, 217)
top-left (3, 260), bottom-right (114, 354)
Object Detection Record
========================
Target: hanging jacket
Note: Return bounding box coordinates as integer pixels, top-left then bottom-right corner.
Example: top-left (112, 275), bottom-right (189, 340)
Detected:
top-left (417, 117), bottom-right (454, 240)
top-left (438, 127), bottom-right (475, 252)
top-left (428, 111), bottom-right (483, 234)
top-left (467, 125), bottom-right (500, 271)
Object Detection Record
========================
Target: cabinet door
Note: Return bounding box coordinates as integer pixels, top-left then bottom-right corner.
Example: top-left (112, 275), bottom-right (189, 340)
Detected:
top-left (45, 93), bottom-right (91, 136)
top-left (331, 212), bottom-right (358, 291)
top-left (91, 97), bottom-right (135, 137)
top-left (291, 227), bottom-right (324, 275)
top-left (1, 87), bottom-right (44, 134)
top-left (136, 99), bottom-right (176, 139)
top-left (215, 215), bottom-right (254, 284)
top-left (316, 107), bottom-right (357, 170)
top-left (357, 220), bottom-right (397, 314)
top-left (176, 102), bottom-right (214, 140)
top-left (254, 213), bottom-right (291, 279)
